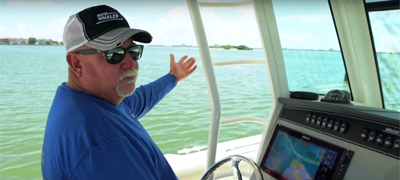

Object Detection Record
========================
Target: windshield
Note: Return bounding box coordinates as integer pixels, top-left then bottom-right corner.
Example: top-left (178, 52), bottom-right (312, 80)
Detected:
top-left (271, 0), bottom-right (350, 95)
top-left (365, 1), bottom-right (400, 111)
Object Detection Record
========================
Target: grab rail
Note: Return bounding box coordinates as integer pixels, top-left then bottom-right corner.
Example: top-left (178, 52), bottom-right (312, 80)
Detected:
top-left (213, 60), bottom-right (266, 66)
top-left (186, 1), bottom-right (260, 179)
top-left (221, 116), bottom-right (267, 125)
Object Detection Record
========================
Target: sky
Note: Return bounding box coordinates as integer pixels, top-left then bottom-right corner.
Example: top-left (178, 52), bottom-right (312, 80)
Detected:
top-left (0, 0), bottom-right (398, 51)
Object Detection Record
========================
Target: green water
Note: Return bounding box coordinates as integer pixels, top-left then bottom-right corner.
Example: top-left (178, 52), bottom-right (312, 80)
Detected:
top-left (0, 45), bottom-right (397, 179)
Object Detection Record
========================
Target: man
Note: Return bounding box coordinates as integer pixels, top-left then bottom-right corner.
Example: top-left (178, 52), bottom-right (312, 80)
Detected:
top-left (41, 4), bottom-right (197, 180)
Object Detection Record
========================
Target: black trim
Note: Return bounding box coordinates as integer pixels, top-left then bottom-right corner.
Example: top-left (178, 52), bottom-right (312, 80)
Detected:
top-left (259, 124), bottom-right (353, 180)
top-left (328, 0), bottom-right (354, 101)
top-left (365, 0), bottom-right (400, 12)
top-left (278, 97), bottom-right (400, 126)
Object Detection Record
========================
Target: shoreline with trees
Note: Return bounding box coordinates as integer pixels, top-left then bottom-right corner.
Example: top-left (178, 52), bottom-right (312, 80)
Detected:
top-left (209, 44), bottom-right (252, 50)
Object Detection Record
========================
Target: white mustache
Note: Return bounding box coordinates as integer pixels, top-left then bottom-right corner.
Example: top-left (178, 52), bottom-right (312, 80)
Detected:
top-left (118, 69), bottom-right (138, 81)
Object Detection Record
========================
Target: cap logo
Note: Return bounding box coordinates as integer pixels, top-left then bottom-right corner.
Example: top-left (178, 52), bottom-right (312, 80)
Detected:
top-left (96, 12), bottom-right (123, 24)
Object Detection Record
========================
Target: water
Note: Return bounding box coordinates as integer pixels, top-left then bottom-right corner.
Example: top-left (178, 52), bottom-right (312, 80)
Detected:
top-left (0, 45), bottom-right (397, 179)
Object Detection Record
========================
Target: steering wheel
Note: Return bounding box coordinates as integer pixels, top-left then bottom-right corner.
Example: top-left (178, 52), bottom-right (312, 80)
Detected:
top-left (200, 155), bottom-right (264, 180)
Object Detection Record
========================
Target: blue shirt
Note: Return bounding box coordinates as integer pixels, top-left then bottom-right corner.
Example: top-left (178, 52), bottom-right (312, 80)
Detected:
top-left (41, 73), bottom-right (178, 180)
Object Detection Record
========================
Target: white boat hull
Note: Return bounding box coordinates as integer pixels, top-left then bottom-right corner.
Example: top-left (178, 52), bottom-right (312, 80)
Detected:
top-left (165, 135), bottom-right (262, 180)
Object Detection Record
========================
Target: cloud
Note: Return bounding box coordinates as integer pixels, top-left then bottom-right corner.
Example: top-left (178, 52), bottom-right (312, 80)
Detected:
top-left (0, 27), bottom-right (7, 34)
top-left (3, 18), bottom-right (67, 41)
top-left (277, 14), bottom-right (331, 23)
top-left (7, 0), bottom-right (63, 8)
top-left (279, 33), bottom-right (320, 49)
top-left (124, 15), bottom-right (139, 24)
top-left (147, 2), bottom-right (262, 47)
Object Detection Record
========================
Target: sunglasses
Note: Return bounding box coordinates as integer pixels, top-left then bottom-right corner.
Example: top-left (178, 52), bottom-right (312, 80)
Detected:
top-left (75, 45), bottom-right (144, 64)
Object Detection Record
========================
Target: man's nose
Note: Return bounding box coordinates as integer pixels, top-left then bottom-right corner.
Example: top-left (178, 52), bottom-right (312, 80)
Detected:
top-left (120, 53), bottom-right (138, 70)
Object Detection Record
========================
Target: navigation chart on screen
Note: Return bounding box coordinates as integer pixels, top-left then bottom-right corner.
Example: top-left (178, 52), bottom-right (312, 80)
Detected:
top-left (264, 130), bottom-right (338, 180)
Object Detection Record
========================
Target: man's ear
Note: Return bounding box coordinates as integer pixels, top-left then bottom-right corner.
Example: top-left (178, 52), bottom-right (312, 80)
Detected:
top-left (66, 52), bottom-right (83, 78)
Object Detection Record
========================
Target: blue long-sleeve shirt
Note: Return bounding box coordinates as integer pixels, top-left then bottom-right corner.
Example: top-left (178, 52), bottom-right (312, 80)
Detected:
top-left (41, 73), bottom-right (178, 180)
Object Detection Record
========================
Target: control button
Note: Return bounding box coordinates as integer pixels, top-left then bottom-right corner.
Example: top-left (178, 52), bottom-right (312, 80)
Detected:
top-left (368, 131), bottom-right (376, 142)
top-left (327, 119), bottom-right (334, 130)
top-left (339, 123), bottom-right (347, 134)
top-left (311, 114), bottom-right (317, 124)
top-left (337, 168), bottom-right (343, 174)
top-left (361, 129), bottom-right (368, 140)
top-left (375, 134), bottom-right (384, 145)
top-left (384, 136), bottom-right (393, 147)
top-left (316, 116), bottom-right (322, 126)
top-left (333, 121), bottom-right (340, 132)
top-left (306, 113), bottom-right (311, 123)
top-left (393, 138), bottom-right (399, 149)
top-left (321, 117), bottom-right (328, 128)
top-left (340, 156), bottom-right (348, 163)
top-left (345, 151), bottom-right (350, 156)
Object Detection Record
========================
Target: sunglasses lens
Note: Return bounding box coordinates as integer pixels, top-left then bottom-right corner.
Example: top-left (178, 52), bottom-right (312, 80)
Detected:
top-left (106, 48), bottom-right (125, 64)
top-left (128, 46), bottom-right (143, 60)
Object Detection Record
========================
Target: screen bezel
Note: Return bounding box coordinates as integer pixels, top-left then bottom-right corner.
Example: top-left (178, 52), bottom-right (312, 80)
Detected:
top-left (260, 124), bottom-right (345, 180)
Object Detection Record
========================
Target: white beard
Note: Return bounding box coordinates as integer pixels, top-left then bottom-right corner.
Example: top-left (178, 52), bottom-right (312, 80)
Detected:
top-left (116, 69), bottom-right (138, 97)
top-left (116, 80), bottom-right (136, 97)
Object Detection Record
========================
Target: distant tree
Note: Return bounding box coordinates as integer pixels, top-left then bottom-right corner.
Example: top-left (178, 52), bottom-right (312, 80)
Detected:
top-left (221, 45), bottom-right (234, 49)
top-left (236, 45), bottom-right (252, 50)
top-left (46, 40), bottom-right (52, 45)
top-left (210, 44), bottom-right (252, 50)
top-left (28, 37), bottom-right (37, 45)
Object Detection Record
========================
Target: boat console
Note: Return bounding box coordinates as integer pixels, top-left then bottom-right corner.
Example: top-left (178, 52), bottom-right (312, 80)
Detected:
top-left (180, 0), bottom-right (399, 179)
top-left (255, 98), bottom-right (400, 180)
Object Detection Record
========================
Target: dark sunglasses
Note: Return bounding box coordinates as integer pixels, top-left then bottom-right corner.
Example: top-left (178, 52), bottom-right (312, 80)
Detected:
top-left (75, 45), bottom-right (144, 64)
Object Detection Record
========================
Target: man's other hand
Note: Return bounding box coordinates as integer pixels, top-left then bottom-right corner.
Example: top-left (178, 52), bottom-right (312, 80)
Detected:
top-left (169, 54), bottom-right (197, 82)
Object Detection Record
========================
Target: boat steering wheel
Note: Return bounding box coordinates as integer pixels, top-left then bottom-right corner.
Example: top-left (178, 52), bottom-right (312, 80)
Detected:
top-left (200, 155), bottom-right (264, 180)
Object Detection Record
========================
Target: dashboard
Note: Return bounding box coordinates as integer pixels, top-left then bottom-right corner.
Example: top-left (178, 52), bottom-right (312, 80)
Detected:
top-left (256, 98), bottom-right (400, 180)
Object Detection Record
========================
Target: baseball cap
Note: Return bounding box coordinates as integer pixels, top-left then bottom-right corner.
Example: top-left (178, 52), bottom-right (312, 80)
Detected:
top-left (63, 5), bottom-right (152, 52)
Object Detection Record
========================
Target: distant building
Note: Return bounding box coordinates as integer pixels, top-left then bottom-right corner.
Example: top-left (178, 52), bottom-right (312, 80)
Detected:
top-left (0, 38), bottom-right (10, 45)
top-left (0, 37), bottom-right (27, 45)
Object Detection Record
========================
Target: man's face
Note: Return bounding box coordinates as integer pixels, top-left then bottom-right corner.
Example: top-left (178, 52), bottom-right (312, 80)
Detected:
top-left (80, 38), bottom-right (139, 98)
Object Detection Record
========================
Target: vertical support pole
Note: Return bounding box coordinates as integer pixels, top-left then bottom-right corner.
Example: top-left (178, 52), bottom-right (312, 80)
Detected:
top-left (186, 0), bottom-right (222, 179)
top-left (252, 0), bottom-right (290, 165)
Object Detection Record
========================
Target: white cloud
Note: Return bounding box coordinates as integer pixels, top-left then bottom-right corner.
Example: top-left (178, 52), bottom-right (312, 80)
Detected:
top-left (3, 1), bottom-right (396, 51)
top-left (277, 14), bottom-right (331, 23)
top-left (2, 18), bottom-right (67, 41)
top-left (280, 33), bottom-right (319, 49)
top-left (124, 15), bottom-right (138, 24)
top-left (7, 0), bottom-right (63, 8)
top-left (0, 27), bottom-right (7, 34)
top-left (147, 2), bottom-right (262, 47)
top-left (143, 3), bottom-right (198, 45)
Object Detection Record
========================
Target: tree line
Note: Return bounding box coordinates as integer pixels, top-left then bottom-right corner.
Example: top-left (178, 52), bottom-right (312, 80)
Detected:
top-left (28, 37), bottom-right (63, 45)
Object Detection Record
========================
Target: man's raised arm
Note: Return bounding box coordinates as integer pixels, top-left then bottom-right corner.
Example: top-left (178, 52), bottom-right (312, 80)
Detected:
top-left (124, 54), bottom-right (197, 119)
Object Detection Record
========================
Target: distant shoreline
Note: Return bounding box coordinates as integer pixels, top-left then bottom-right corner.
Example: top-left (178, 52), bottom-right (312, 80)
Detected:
top-left (0, 44), bottom-right (397, 54)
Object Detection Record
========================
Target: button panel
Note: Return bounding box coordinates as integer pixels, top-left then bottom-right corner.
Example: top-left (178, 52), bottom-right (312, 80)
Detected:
top-left (279, 108), bottom-right (400, 159)
top-left (305, 113), bottom-right (350, 135)
top-left (360, 128), bottom-right (399, 155)
top-left (393, 138), bottom-right (400, 149)
top-left (334, 150), bottom-right (354, 179)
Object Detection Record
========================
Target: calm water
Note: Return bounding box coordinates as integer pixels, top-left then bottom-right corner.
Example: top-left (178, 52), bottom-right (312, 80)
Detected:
top-left (0, 45), bottom-right (397, 179)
